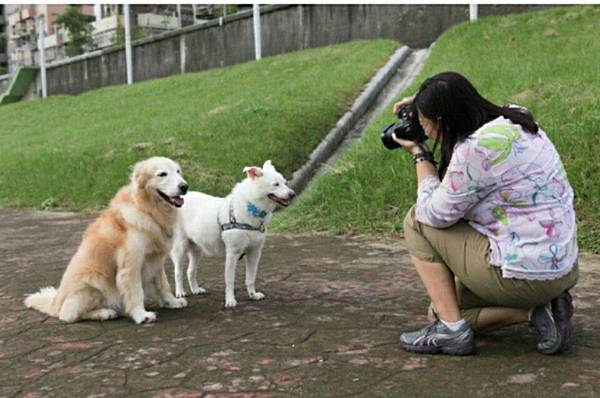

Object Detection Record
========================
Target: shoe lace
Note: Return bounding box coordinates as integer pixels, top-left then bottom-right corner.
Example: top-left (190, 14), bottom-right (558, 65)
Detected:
top-left (423, 320), bottom-right (444, 336)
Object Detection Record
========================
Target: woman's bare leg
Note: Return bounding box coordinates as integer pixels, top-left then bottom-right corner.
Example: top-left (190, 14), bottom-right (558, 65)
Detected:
top-left (411, 256), bottom-right (462, 323)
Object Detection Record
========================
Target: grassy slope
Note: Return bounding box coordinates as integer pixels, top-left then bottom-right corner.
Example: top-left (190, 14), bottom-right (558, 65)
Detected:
top-left (274, 5), bottom-right (600, 253)
top-left (0, 40), bottom-right (399, 210)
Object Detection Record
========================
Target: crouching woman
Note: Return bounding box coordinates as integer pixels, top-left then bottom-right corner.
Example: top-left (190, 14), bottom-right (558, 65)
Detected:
top-left (393, 72), bottom-right (578, 355)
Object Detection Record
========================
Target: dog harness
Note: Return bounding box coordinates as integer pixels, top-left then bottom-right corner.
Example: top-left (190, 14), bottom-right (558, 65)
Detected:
top-left (219, 201), bottom-right (266, 233)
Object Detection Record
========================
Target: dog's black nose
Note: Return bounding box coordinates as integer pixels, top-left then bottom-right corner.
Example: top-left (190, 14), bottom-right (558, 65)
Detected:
top-left (179, 183), bottom-right (189, 194)
top-left (289, 191), bottom-right (296, 199)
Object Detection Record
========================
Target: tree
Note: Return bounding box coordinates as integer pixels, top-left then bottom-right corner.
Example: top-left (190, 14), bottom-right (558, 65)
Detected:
top-left (53, 5), bottom-right (95, 57)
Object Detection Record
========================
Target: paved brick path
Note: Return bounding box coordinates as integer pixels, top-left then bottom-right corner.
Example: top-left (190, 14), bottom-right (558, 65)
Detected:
top-left (1, 209), bottom-right (599, 397)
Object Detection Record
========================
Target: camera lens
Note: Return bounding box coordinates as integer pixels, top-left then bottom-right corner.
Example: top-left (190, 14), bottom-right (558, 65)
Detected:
top-left (380, 124), bottom-right (401, 150)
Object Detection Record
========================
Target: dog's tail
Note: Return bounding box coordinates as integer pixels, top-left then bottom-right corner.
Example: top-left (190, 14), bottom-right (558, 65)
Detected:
top-left (24, 286), bottom-right (58, 316)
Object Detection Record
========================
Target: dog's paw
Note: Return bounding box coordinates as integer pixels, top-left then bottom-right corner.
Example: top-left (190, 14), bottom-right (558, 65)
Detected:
top-left (131, 310), bottom-right (157, 324)
top-left (249, 291), bottom-right (265, 300)
top-left (190, 286), bottom-right (207, 295)
top-left (175, 289), bottom-right (187, 298)
top-left (224, 297), bottom-right (238, 308)
top-left (164, 297), bottom-right (188, 309)
top-left (98, 309), bottom-right (119, 320)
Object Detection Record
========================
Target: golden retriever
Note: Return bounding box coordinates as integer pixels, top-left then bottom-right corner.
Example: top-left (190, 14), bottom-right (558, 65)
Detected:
top-left (25, 156), bottom-right (189, 324)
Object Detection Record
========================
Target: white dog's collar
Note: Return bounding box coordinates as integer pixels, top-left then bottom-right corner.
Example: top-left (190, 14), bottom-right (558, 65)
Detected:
top-left (219, 201), bottom-right (265, 233)
top-left (246, 202), bottom-right (268, 218)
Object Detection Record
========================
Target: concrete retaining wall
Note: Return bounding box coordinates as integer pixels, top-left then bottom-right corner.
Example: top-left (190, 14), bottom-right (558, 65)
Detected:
top-left (24, 4), bottom-right (552, 98)
top-left (0, 74), bottom-right (10, 93)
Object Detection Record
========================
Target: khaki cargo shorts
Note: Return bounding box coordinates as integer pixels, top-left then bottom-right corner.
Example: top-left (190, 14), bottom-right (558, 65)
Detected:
top-left (403, 205), bottom-right (578, 330)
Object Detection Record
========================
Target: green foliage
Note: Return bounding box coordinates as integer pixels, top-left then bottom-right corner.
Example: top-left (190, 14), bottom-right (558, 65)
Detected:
top-left (53, 5), bottom-right (94, 56)
top-left (0, 40), bottom-right (398, 211)
top-left (113, 25), bottom-right (152, 45)
top-left (40, 197), bottom-right (59, 210)
top-left (0, 67), bottom-right (6, 76)
top-left (274, 5), bottom-right (600, 253)
top-left (212, 5), bottom-right (239, 17)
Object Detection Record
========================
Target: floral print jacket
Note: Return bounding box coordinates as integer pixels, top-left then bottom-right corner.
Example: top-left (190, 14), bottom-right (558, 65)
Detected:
top-left (416, 115), bottom-right (578, 280)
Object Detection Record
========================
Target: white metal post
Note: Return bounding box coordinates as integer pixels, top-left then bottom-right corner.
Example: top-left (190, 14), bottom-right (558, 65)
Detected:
top-left (177, 4), bottom-right (182, 29)
top-left (124, 4), bottom-right (133, 85)
top-left (253, 4), bottom-right (262, 60)
top-left (93, 4), bottom-right (102, 21)
top-left (192, 4), bottom-right (198, 24)
top-left (469, 4), bottom-right (478, 22)
top-left (38, 17), bottom-right (47, 98)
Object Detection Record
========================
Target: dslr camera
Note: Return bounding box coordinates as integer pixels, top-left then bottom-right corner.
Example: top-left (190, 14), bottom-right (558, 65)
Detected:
top-left (380, 103), bottom-right (428, 150)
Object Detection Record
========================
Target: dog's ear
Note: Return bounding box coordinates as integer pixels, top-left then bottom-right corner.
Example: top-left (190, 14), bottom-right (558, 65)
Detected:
top-left (262, 160), bottom-right (275, 172)
top-left (243, 166), bottom-right (263, 179)
top-left (132, 159), bottom-right (152, 189)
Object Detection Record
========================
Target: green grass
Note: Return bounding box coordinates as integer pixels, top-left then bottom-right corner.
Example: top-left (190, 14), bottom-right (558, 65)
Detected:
top-left (0, 40), bottom-right (400, 210)
top-left (273, 5), bottom-right (600, 253)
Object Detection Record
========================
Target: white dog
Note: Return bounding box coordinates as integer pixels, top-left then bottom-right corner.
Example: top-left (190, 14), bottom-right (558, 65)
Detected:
top-left (25, 157), bottom-right (189, 324)
top-left (170, 160), bottom-right (295, 307)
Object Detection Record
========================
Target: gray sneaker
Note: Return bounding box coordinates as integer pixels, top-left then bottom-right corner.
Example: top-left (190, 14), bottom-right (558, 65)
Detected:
top-left (530, 302), bottom-right (567, 355)
top-left (399, 319), bottom-right (475, 355)
top-left (551, 291), bottom-right (575, 351)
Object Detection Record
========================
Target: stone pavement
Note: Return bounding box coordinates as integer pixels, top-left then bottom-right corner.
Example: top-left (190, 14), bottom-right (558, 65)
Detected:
top-left (1, 209), bottom-right (599, 398)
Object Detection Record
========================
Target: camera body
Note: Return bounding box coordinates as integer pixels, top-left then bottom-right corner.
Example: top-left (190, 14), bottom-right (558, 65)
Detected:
top-left (380, 104), bottom-right (428, 150)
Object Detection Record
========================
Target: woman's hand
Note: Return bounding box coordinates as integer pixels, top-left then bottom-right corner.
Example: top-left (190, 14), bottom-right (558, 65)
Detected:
top-left (393, 95), bottom-right (415, 116)
top-left (392, 133), bottom-right (425, 156)
top-left (392, 95), bottom-right (430, 155)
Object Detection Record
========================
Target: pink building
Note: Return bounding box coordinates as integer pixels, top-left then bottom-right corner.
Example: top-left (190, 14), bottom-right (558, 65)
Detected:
top-left (5, 4), bottom-right (230, 72)
top-left (6, 4), bottom-right (94, 71)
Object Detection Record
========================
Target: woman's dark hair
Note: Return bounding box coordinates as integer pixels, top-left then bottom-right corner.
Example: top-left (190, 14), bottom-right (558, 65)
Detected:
top-left (413, 71), bottom-right (538, 179)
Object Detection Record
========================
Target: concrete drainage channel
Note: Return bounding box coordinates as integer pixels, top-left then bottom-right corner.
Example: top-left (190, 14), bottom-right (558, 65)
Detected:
top-left (289, 45), bottom-right (430, 195)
